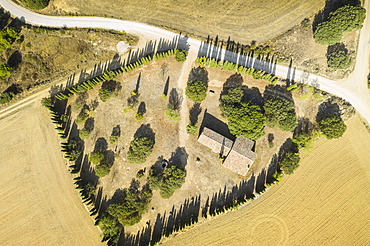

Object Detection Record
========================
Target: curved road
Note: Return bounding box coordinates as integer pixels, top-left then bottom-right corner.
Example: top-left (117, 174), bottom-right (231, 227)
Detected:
top-left (1, 0), bottom-right (370, 124)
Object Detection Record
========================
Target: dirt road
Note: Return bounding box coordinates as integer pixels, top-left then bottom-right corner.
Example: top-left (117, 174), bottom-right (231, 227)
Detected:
top-left (0, 99), bottom-right (103, 245)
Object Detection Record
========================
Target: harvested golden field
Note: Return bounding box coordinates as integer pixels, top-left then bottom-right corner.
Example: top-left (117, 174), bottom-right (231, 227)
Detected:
top-left (161, 115), bottom-right (370, 246)
top-left (44, 0), bottom-right (325, 44)
top-left (0, 99), bottom-right (103, 245)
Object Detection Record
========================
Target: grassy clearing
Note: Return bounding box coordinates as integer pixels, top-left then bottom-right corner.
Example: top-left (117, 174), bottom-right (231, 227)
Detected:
top-left (161, 115), bottom-right (370, 246)
top-left (43, 0), bottom-right (324, 44)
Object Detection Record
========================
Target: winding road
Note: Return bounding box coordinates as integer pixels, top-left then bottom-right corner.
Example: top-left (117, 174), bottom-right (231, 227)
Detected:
top-left (0, 0), bottom-right (370, 125)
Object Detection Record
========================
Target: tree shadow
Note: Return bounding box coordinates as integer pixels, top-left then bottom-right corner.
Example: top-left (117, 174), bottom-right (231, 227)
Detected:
top-left (263, 84), bottom-right (293, 102)
top-left (242, 86), bottom-right (264, 107)
top-left (198, 110), bottom-right (236, 141)
top-left (104, 150), bottom-right (115, 166)
top-left (134, 124), bottom-right (156, 143)
top-left (101, 80), bottom-right (121, 92)
top-left (294, 117), bottom-right (315, 136)
top-left (85, 117), bottom-right (95, 132)
top-left (130, 178), bottom-right (141, 191)
top-left (255, 169), bottom-right (267, 193)
top-left (112, 125), bottom-right (121, 137)
top-left (266, 154), bottom-right (279, 184)
top-left (187, 67), bottom-right (209, 86)
top-left (168, 88), bottom-right (180, 109)
top-left (168, 147), bottom-right (188, 169)
top-left (7, 50), bottom-right (22, 69)
top-left (221, 73), bottom-right (243, 93)
top-left (189, 103), bottom-right (202, 125)
top-left (268, 133), bottom-right (274, 143)
top-left (94, 137), bottom-right (108, 151)
top-left (135, 73), bottom-right (141, 93)
top-left (327, 42), bottom-right (348, 56)
top-left (163, 76), bottom-right (170, 96)
top-left (316, 100), bottom-right (341, 122)
top-left (278, 138), bottom-right (295, 161)
top-left (138, 102), bottom-right (146, 115)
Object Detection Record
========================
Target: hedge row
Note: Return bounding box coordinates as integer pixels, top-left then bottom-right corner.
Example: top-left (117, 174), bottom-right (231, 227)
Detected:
top-left (196, 56), bottom-right (279, 84)
top-left (55, 49), bottom-right (178, 101)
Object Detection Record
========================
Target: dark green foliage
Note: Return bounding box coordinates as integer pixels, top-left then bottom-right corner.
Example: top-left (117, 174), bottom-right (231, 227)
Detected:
top-left (263, 97), bottom-right (297, 131)
top-left (75, 112), bottom-right (89, 125)
top-left (175, 49), bottom-right (188, 62)
top-left (99, 213), bottom-right (120, 242)
top-left (67, 140), bottom-right (81, 161)
top-left (147, 164), bottom-right (186, 199)
top-left (107, 189), bottom-right (152, 226)
top-left (0, 92), bottom-right (14, 104)
top-left (0, 64), bottom-right (13, 78)
top-left (327, 50), bottom-right (352, 70)
top-left (127, 137), bottom-right (154, 164)
top-left (219, 87), bottom-right (243, 118)
top-left (41, 97), bottom-right (53, 108)
top-left (98, 88), bottom-right (115, 102)
top-left (185, 80), bottom-right (207, 103)
top-left (79, 127), bottom-right (91, 140)
top-left (280, 150), bottom-right (300, 175)
top-left (186, 123), bottom-right (198, 135)
top-left (0, 28), bottom-right (18, 50)
top-left (89, 150), bottom-right (104, 164)
top-left (314, 5), bottom-right (366, 45)
top-left (227, 102), bottom-right (266, 140)
top-left (136, 169), bottom-right (145, 179)
top-left (292, 132), bottom-right (314, 151)
top-left (19, 0), bottom-right (50, 10)
top-left (95, 161), bottom-right (111, 177)
top-left (160, 164), bottom-right (186, 199)
top-left (109, 135), bottom-right (118, 144)
top-left (319, 115), bottom-right (347, 139)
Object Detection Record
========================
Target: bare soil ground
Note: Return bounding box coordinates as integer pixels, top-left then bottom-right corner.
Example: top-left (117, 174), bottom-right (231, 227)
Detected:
top-left (0, 100), bottom-right (103, 245)
top-left (41, 0), bottom-right (325, 44)
top-left (161, 114), bottom-right (370, 246)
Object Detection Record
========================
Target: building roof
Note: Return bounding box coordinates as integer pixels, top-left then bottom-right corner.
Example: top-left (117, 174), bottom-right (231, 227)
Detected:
top-left (198, 127), bottom-right (233, 156)
top-left (222, 136), bottom-right (256, 176)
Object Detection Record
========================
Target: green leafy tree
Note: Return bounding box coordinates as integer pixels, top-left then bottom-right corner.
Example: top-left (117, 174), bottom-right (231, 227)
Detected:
top-left (98, 88), bottom-right (116, 102)
top-left (280, 150), bottom-right (301, 175)
top-left (0, 92), bottom-right (14, 104)
top-left (90, 150), bottom-right (104, 164)
top-left (41, 97), bottom-right (53, 108)
top-left (227, 101), bottom-right (266, 140)
top-left (292, 132), bottom-right (315, 151)
top-left (175, 49), bottom-right (188, 62)
top-left (185, 80), bottom-right (207, 103)
top-left (127, 137), bottom-right (154, 164)
top-left (79, 128), bottom-right (91, 140)
top-left (186, 123), bottom-right (198, 135)
top-left (160, 164), bottom-right (186, 199)
top-left (219, 87), bottom-right (243, 118)
top-left (109, 135), bottom-right (118, 144)
top-left (327, 50), bottom-right (352, 70)
top-left (95, 161), bottom-right (111, 177)
top-left (99, 213), bottom-right (120, 242)
top-left (319, 115), bottom-right (347, 139)
top-left (0, 64), bottom-right (13, 78)
top-left (147, 166), bottom-right (162, 190)
top-left (107, 189), bottom-right (152, 226)
top-left (314, 5), bottom-right (366, 45)
top-left (264, 97), bottom-right (297, 131)
top-left (67, 140), bottom-right (81, 161)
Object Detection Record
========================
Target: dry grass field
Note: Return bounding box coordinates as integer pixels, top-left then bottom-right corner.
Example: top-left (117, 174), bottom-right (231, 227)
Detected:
top-left (161, 114), bottom-right (370, 246)
top-left (0, 99), bottom-right (103, 245)
top-left (43, 0), bottom-right (325, 44)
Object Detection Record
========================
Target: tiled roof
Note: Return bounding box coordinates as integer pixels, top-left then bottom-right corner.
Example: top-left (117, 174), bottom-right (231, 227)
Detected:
top-left (198, 127), bottom-right (233, 156)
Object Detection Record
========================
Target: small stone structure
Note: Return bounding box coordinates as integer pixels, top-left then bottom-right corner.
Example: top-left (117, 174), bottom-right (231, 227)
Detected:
top-left (198, 127), bottom-right (256, 176)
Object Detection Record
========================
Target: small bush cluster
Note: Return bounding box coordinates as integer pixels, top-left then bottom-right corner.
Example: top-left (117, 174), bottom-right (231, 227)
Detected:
top-left (186, 123), bottom-right (198, 135)
top-left (109, 135), bottom-right (118, 145)
top-left (153, 49), bottom-right (176, 60)
top-left (164, 104), bottom-right (179, 122)
top-left (175, 49), bottom-right (188, 62)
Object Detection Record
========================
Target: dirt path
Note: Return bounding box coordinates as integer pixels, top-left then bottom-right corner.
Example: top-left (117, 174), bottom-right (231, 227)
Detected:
top-left (0, 100), bottom-right (103, 245)
top-left (161, 114), bottom-right (370, 246)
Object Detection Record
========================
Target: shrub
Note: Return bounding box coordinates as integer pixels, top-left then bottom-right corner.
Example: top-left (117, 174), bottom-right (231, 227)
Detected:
top-left (186, 123), bottom-right (198, 135)
top-left (268, 142), bottom-right (274, 148)
top-left (314, 5), bottom-right (366, 45)
top-left (175, 49), bottom-right (188, 62)
top-left (264, 97), bottom-right (297, 131)
top-left (127, 137), bottom-right (154, 164)
top-left (41, 97), bottom-right (53, 108)
top-left (162, 93), bottom-right (167, 99)
top-left (19, 0), bottom-right (50, 10)
top-left (109, 135), bottom-right (118, 144)
top-left (164, 105), bottom-right (179, 122)
top-left (280, 150), bottom-right (300, 175)
top-left (79, 127), bottom-right (91, 140)
top-left (185, 80), bottom-right (207, 103)
top-left (135, 112), bottom-right (144, 121)
top-left (319, 115), bottom-right (347, 139)
top-left (0, 64), bottom-right (13, 78)
top-left (95, 161), bottom-right (111, 177)
top-left (136, 169), bottom-right (145, 179)
top-left (327, 50), bottom-right (352, 70)
top-left (89, 150), bottom-right (104, 164)
top-left (98, 88), bottom-right (116, 102)
top-left (107, 189), bottom-right (152, 226)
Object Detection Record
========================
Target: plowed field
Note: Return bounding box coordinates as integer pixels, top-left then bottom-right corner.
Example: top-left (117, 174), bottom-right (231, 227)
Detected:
top-left (162, 115), bottom-right (370, 246)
